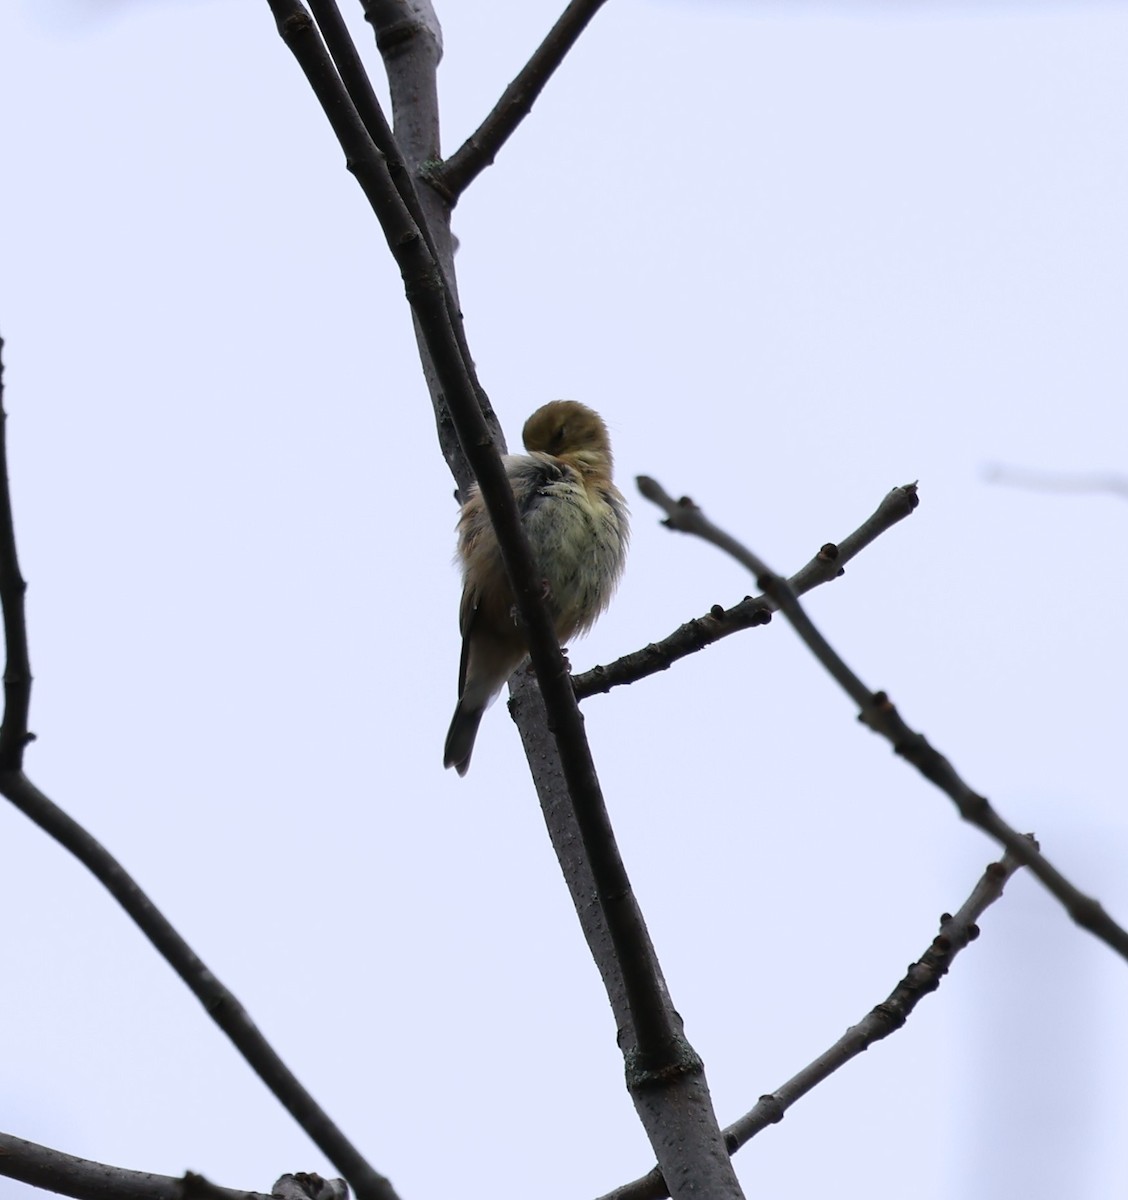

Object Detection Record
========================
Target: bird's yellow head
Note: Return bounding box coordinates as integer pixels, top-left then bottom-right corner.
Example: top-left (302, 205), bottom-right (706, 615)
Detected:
top-left (522, 400), bottom-right (613, 476)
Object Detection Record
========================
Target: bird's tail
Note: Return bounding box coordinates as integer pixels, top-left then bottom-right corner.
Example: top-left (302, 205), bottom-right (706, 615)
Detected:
top-left (444, 699), bottom-right (485, 776)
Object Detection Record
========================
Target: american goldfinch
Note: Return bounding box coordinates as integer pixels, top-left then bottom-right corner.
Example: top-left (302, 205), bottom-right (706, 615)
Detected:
top-left (443, 400), bottom-right (629, 775)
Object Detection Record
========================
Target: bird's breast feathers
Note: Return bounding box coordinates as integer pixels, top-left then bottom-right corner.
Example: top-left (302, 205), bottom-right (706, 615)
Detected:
top-left (502, 451), bottom-right (627, 638)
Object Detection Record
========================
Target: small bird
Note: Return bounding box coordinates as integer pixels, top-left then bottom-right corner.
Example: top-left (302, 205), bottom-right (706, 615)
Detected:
top-left (444, 400), bottom-right (629, 775)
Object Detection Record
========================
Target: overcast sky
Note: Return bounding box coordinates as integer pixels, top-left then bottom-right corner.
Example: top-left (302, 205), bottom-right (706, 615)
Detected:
top-left (2, 2), bottom-right (1127, 1199)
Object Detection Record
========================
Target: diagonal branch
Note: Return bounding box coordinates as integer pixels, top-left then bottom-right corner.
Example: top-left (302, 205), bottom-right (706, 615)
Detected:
top-left (307, 0), bottom-right (432, 235)
top-left (0, 774), bottom-right (398, 1200)
top-left (597, 844), bottom-right (1030, 1200)
top-left (428, 0), bottom-right (610, 202)
top-left (271, 0), bottom-right (707, 1076)
top-left (305, 0), bottom-right (481, 493)
top-left (573, 481), bottom-right (918, 700)
top-left (0, 1131), bottom-right (280, 1200)
top-left (358, 0), bottom-right (493, 494)
top-left (269, 9), bottom-right (741, 1194)
top-left (0, 1129), bottom-right (346, 1200)
top-left (0, 339), bottom-right (396, 1200)
top-left (640, 476), bottom-right (1128, 963)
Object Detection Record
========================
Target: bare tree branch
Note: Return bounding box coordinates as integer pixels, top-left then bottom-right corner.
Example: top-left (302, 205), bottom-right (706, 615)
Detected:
top-left (984, 462), bottom-right (1128, 500)
top-left (360, 0), bottom-right (442, 170)
top-left (0, 1133), bottom-right (347, 1200)
top-left (0, 337), bottom-right (32, 770)
top-left (510, 677), bottom-right (740, 1192)
top-left (268, 8), bottom-right (743, 1193)
top-left (430, 0), bottom-right (610, 202)
top-left (640, 476), bottom-right (1128, 963)
top-left (597, 845), bottom-right (1030, 1200)
top-left (573, 482), bottom-right (918, 700)
top-left (0, 779), bottom-right (394, 1200)
top-left (304, 0), bottom-right (487, 495)
top-left (355, 0), bottom-right (486, 488)
top-left (268, 0), bottom-right (682, 1070)
top-left (0, 1132), bottom-right (277, 1200)
top-left (306, 0), bottom-right (428, 227)
top-left (0, 336), bottom-right (395, 1200)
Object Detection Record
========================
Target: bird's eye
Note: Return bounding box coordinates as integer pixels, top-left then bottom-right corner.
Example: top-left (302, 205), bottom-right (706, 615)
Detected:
top-left (549, 423), bottom-right (567, 452)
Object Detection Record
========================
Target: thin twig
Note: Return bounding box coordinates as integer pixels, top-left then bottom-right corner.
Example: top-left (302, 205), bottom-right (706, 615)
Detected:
top-left (597, 845), bottom-right (1030, 1200)
top-left (0, 339), bottom-right (395, 1200)
top-left (430, 0), bottom-right (610, 202)
top-left (640, 476), bottom-right (1128, 962)
top-left (574, 482), bottom-right (918, 700)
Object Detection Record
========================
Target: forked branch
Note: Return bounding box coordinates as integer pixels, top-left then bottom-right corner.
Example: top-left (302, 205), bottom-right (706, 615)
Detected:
top-left (269, 0), bottom-right (686, 1081)
top-left (0, 349), bottom-right (397, 1200)
top-left (598, 845), bottom-right (1030, 1200)
top-left (574, 482), bottom-right (918, 700)
top-left (430, 0), bottom-right (610, 201)
top-left (640, 476), bottom-right (1128, 962)
top-left (271, 6), bottom-right (742, 1194)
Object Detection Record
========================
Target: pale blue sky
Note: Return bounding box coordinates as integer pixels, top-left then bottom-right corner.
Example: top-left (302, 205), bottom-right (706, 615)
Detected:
top-left (2, 3), bottom-right (1126, 1198)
